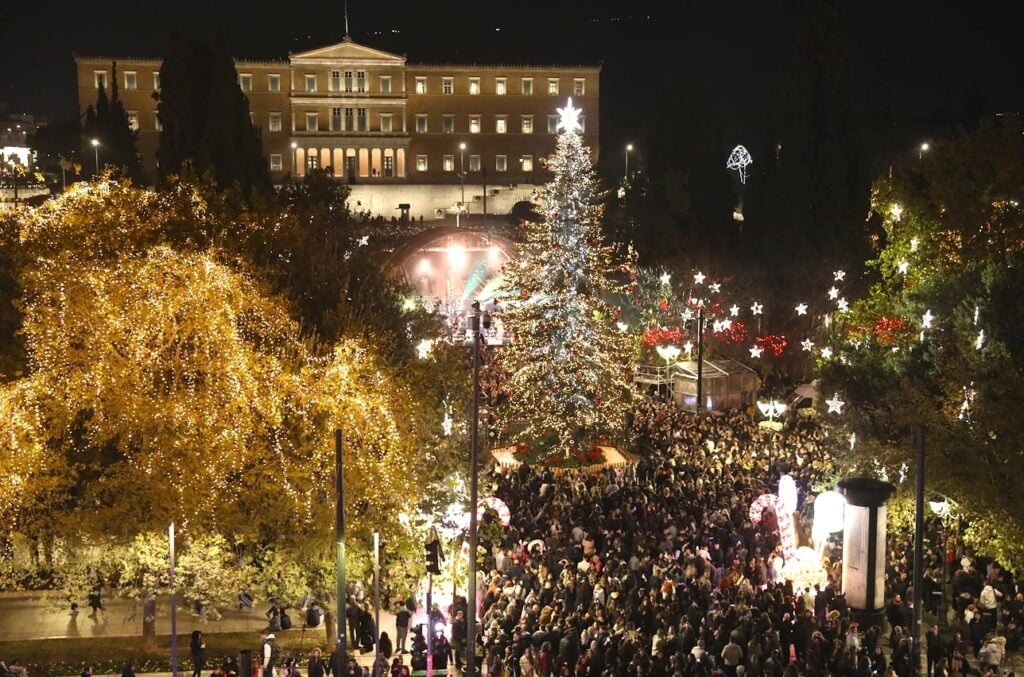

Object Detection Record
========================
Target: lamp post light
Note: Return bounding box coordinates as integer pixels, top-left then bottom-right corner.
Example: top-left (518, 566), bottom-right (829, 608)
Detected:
top-left (90, 138), bottom-right (100, 176)
top-left (919, 142), bottom-right (930, 160)
top-left (656, 344), bottom-right (682, 400)
top-left (757, 399), bottom-right (788, 474)
top-left (624, 143), bottom-right (634, 182)
top-left (291, 141), bottom-right (298, 176)
top-left (929, 496), bottom-right (953, 624)
top-left (458, 142), bottom-right (467, 228)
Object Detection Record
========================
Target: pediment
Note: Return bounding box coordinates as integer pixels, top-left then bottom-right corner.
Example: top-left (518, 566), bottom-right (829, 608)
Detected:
top-left (291, 37), bottom-right (405, 63)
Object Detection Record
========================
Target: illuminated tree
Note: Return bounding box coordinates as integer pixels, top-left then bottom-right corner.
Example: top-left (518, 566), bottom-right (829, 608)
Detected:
top-left (497, 100), bottom-right (636, 459)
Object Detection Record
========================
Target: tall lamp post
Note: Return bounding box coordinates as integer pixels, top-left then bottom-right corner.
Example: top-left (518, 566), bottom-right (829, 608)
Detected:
top-left (756, 399), bottom-right (788, 474)
top-left (656, 344), bottom-right (681, 399)
top-left (90, 138), bottom-right (100, 176)
top-left (919, 142), bottom-right (930, 161)
top-left (624, 143), bottom-right (634, 182)
top-left (466, 301), bottom-right (491, 677)
top-left (458, 142), bottom-right (467, 228)
top-left (291, 141), bottom-right (299, 176)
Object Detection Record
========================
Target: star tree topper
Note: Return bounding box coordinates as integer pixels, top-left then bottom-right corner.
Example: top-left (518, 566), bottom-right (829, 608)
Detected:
top-left (556, 97), bottom-right (583, 133)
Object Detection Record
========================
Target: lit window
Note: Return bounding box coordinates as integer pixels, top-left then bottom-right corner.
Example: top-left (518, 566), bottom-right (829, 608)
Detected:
top-left (547, 115), bottom-right (559, 134)
top-left (269, 112), bottom-right (283, 132)
top-left (416, 155), bottom-right (428, 171)
top-left (383, 155), bottom-right (394, 177)
top-left (547, 78), bottom-right (559, 95)
top-left (357, 108), bottom-right (367, 131)
top-left (305, 112), bottom-right (319, 132)
top-left (469, 155), bottom-right (481, 172)
top-left (94, 71), bottom-right (107, 90)
top-left (443, 155), bottom-right (455, 172)
top-left (495, 155), bottom-right (507, 172)
top-left (124, 72), bottom-right (137, 91)
top-left (495, 78), bottom-right (507, 95)
top-left (442, 115), bottom-right (454, 134)
top-left (330, 70), bottom-right (341, 92)
top-left (270, 154), bottom-right (283, 171)
top-left (495, 116), bottom-right (507, 134)
top-left (344, 71), bottom-right (353, 93)
top-left (521, 78), bottom-right (532, 95)
top-left (239, 74), bottom-right (253, 92)
top-left (356, 71), bottom-right (366, 93)
top-left (308, 154), bottom-right (320, 170)
top-left (305, 75), bottom-right (317, 93)
top-left (380, 114), bottom-right (393, 133)
top-left (345, 108), bottom-right (354, 129)
top-left (469, 78), bottom-right (480, 95)
top-left (380, 76), bottom-right (392, 94)
top-left (574, 78), bottom-right (585, 96)
top-left (442, 77), bottom-right (454, 95)
top-left (415, 77), bottom-right (427, 94)
top-left (469, 115), bottom-right (481, 134)
top-left (127, 112), bottom-right (140, 131)
top-left (521, 155), bottom-right (534, 172)
top-left (521, 116), bottom-right (534, 134)
top-left (153, 72), bottom-right (161, 90)
top-left (268, 74), bottom-right (280, 92)
top-left (415, 115), bottom-right (428, 133)
top-left (330, 107), bottom-right (342, 131)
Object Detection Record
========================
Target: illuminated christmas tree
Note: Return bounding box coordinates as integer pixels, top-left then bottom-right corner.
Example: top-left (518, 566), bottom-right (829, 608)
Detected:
top-left (497, 98), bottom-right (636, 460)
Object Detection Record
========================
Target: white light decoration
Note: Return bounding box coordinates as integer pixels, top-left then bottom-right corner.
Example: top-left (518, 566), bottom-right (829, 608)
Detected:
top-left (974, 306), bottom-right (980, 325)
top-left (659, 272), bottom-right (672, 286)
top-left (825, 393), bottom-right (845, 414)
top-left (656, 344), bottom-right (682, 367)
top-left (478, 496), bottom-right (512, 526)
top-left (781, 546), bottom-right (829, 592)
top-left (890, 203), bottom-right (904, 221)
top-left (442, 410), bottom-right (453, 437)
top-left (693, 271), bottom-right (706, 284)
top-left (820, 347), bottom-right (833, 359)
top-left (976, 329), bottom-right (985, 350)
top-left (402, 297), bottom-right (417, 311)
top-left (709, 282), bottom-right (722, 293)
top-left (834, 270), bottom-right (846, 281)
top-left (726, 145), bottom-right (753, 184)
top-left (827, 287), bottom-right (839, 300)
top-left (416, 338), bottom-right (434, 359)
top-left (713, 319), bottom-right (732, 332)
top-left (418, 258), bottom-right (432, 274)
top-left (922, 309), bottom-right (934, 329)
top-left (616, 321), bottom-right (629, 333)
top-left (757, 399), bottom-right (787, 422)
top-left (750, 474), bottom-right (798, 561)
top-left (729, 304), bottom-right (740, 317)
top-left (849, 433), bottom-right (857, 450)
top-left (555, 97), bottom-right (583, 133)
top-left (795, 303), bottom-right (808, 316)
top-left (447, 243), bottom-right (467, 270)
top-left (682, 308), bottom-right (694, 322)
top-left (811, 490), bottom-right (847, 546)
top-left (683, 340), bottom-right (694, 356)
top-left (837, 298), bottom-right (849, 312)
top-left (898, 259), bottom-right (909, 274)
top-left (357, 235), bottom-right (370, 246)
top-left (749, 345), bottom-right (764, 358)
top-left (801, 338), bottom-right (814, 352)
top-left (929, 498), bottom-right (951, 518)
top-left (911, 238), bottom-right (919, 252)
top-left (751, 302), bottom-right (763, 315)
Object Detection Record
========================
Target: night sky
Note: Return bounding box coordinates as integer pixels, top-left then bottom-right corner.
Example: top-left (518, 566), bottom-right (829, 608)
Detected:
top-left (2, 0), bottom-right (1020, 157)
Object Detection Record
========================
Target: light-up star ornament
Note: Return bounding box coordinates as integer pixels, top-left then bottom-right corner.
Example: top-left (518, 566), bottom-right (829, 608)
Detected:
top-left (834, 270), bottom-right (846, 281)
top-left (556, 97), bottom-right (583, 133)
top-left (709, 282), bottom-right (722, 293)
top-left (795, 303), bottom-right (808, 316)
top-left (898, 259), bottom-right (909, 274)
top-left (825, 393), bottom-right (845, 414)
top-left (683, 340), bottom-right (694, 356)
top-left (749, 345), bottom-right (764, 358)
top-left (837, 298), bottom-right (849, 312)
top-left (693, 271), bottom-right (706, 285)
top-left (726, 145), bottom-right (753, 184)
top-left (729, 304), bottom-right (740, 317)
top-left (922, 309), bottom-right (934, 329)
top-left (416, 338), bottom-right (434, 359)
top-left (976, 330), bottom-right (985, 350)
top-left (827, 287), bottom-right (839, 300)
top-left (751, 302), bottom-right (763, 315)
top-left (357, 235), bottom-right (370, 246)
top-left (801, 338), bottom-right (814, 352)
top-left (659, 272), bottom-right (672, 286)
top-left (820, 347), bottom-right (833, 359)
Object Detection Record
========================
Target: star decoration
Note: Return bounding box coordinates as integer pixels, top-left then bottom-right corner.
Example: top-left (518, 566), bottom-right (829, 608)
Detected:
top-left (834, 270), bottom-right (846, 281)
top-left (729, 304), bottom-right (740, 317)
top-left (751, 302), bottom-right (763, 315)
top-left (976, 330), bottom-right (985, 351)
top-left (749, 345), bottom-right (763, 358)
top-left (795, 303), bottom-right (808, 316)
top-left (415, 339), bottom-right (434, 360)
top-left (910, 238), bottom-right (919, 252)
top-left (555, 97), bottom-right (583, 133)
top-left (922, 309), bottom-right (934, 329)
top-left (709, 283), bottom-right (722, 293)
top-left (820, 347), bottom-right (833, 359)
top-left (837, 298), bottom-right (849, 312)
top-left (827, 287), bottom-right (839, 300)
top-left (890, 203), bottom-right (903, 221)
top-left (898, 259), bottom-right (909, 274)
top-left (826, 393), bottom-right (845, 414)
top-left (693, 271), bottom-right (706, 285)
top-left (659, 272), bottom-right (672, 286)
top-left (683, 340), bottom-right (694, 356)
top-left (849, 433), bottom-right (857, 450)
top-left (801, 338), bottom-right (814, 352)
top-left (357, 235), bottom-right (370, 246)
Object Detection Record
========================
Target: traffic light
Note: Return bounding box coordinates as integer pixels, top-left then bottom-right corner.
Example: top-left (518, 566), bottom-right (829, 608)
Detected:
top-left (425, 540), bottom-right (441, 575)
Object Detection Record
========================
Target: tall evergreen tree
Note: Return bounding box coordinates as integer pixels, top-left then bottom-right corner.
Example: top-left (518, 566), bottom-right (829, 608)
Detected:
top-left (80, 63), bottom-right (144, 182)
top-left (156, 31), bottom-right (270, 194)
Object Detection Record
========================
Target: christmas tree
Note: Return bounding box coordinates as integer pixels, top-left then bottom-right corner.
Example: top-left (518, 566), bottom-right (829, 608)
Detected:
top-left (496, 98), bottom-right (636, 460)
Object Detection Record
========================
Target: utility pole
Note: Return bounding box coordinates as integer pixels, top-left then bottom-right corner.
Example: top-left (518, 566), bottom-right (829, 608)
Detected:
top-left (336, 430), bottom-right (347, 657)
top-left (695, 305), bottom-right (705, 414)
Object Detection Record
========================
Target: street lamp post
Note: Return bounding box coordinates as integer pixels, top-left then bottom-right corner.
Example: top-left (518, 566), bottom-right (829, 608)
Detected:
top-left (466, 301), bottom-right (490, 677)
top-left (624, 143), bottom-right (634, 182)
top-left (919, 142), bottom-right (930, 161)
top-left (458, 142), bottom-right (467, 228)
top-left (756, 399), bottom-right (788, 474)
top-left (291, 141), bottom-right (298, 176)
top-left (90, 138), bottom-right (100, 176)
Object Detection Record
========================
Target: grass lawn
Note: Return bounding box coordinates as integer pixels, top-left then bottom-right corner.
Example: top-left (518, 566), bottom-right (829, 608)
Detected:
top-left (0, 629), bottom-right (339, 676)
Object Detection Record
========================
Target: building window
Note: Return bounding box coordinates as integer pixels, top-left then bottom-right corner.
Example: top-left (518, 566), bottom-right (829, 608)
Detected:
top-left (268, 74), bottom-right (280, 92)
top-left (442, 77), bottom-right (454, 95)
top-left (495, 116), bottom-right (507, 134)
top-left (469, 155), bottom-right (481, 172)
top-left (330, 70), bottom-right (341, 92)
top-left (469, 77), bottom-right (480, 95)
top-left (94, 71), bottom-right (107, 90)
top-left (442, 115), bottom-right (454, 134)
top-left (443, 155), bottom-right (455, 172)
top-left (270, 154), bottom-right (283, 171)
top-left (521, 78), bottom-right (533, 95)
top-left (496, 155), bottom-right (507, 172)
top-left (495, 78), bottom-right (507, 95)
top-left (415, 77), bottom-right (427, 94)
top-left (380, 113), bottom-right (393, 133)
top-left (308, 154), bottom-right (320, 170)
top-left (415, 114), bottom-right (428, 133)
top-left (574, 78), bottom-right (586, 96)
top-left (127, 112), bottom-right (140, 132)
top-left (357, 108), bottom-right (367, 131)
top-left (356, 71), bottom-right (366, 93)
top-left (380, 76), bottom-right (392, 94)
top-left (344, 71), bottom-right (353, 93)
top-left (305, 74), bottom-right (317, 93)
top-left (521, 155), bottom-right (534, 172)
top-left (344, 107), bottom-right (354, 130)
top-left (124, 72), bottom-right (137, 91)
top-left (383, 155), bottom-right (394, 177)
top-left (269, 112), bottom-right (283, 132)
top-left (153, 72), bottom-right (161, 90)
top-left (330, 107), bottom-right (342, 131)
top-left (416, 155), bottom-right (428, 171)
top-left (547, 115), bottom-right (559, 134)
top-left (238, 74), bottom-right (252, 92)
top-left (469, 115), bottom-right (481, 134)
top-left (155, 117), bottom-right (162, 131)
top-left (305, 112), bottom-right (319, 132)
top-left (547, 78), bottom-right (559, 95)
top-left (521, 116), bottom-right (534, 134)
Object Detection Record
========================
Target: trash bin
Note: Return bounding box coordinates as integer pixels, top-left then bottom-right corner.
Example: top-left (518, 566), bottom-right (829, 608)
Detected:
top-left (240, 649), bottom-right (252, 677)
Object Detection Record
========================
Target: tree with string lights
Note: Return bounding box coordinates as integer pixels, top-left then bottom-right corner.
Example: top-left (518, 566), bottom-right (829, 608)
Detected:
top-left (496, 99), bottom-right (637, 462)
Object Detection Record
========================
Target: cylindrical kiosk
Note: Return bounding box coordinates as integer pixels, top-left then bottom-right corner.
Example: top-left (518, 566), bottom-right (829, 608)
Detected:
top-left (838, 477), bottom-right (896, 630)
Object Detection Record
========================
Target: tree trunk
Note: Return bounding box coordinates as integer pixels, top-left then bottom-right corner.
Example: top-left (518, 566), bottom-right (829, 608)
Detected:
top-left (325, 609), bottom-right (337, 650)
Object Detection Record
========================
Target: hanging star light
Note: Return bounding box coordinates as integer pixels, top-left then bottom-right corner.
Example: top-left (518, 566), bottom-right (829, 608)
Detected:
top-left (826, 393), bottom-right (845, 414)
top-left (659, 271), bottom-right (672, 286)
top-left (729, 304), bottom-right (740, 317)
top-left (898, 259), bottom-right (909, 274)
top-left (795, 303), bottom-right (808, 316)
top-left (683, 340), bottom-right (694, 356)
top-left (555, 97), bottom-right (583, 133)
top-left (749, 345), bottom-right (763, 358)
top-left (801, 338), bottom-right (814, 352)
top-left (910, 238), bottom-right (919, 252)
top-left (357, 235), bottom-right (370, 246)
top-left (726, 145), bottom-right (753, 184)
top-left (922, 309), bottom-right (934, 329)
top-left (827, 287), bottom-right (839, 300)
top-left (713, 319), bottom-right (726, 333)
top-left (709, 282), bottom-right (722, 293)
top-left (751, 302), bottom-right (763, 315)
top-left (976, 329), bottom-right (985, 350)
top-left (837, 298), bottom-right (849, 312)
top-left (415, 338), bottom-right (434, 359)
top-left (693, 271), bottom-right (706, 284)
top-left (820, 347), bottom-right (833, 359)
top-left (834, 270), bottom-right (846, 281)
top-left (890, 203), bottom-right (904, 221)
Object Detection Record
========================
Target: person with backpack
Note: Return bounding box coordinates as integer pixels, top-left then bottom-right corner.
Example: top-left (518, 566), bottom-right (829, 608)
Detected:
top-left (260, 630), bottom-right (280, 677)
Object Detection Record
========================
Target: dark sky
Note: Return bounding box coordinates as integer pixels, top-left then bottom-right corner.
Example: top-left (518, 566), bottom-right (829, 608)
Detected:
top-left (2, 0), bottom-right (1020, 149)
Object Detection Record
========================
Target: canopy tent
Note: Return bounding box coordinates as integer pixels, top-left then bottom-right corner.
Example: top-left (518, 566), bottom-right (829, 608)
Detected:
top-left (671, 358), bottom-right (760, 412)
